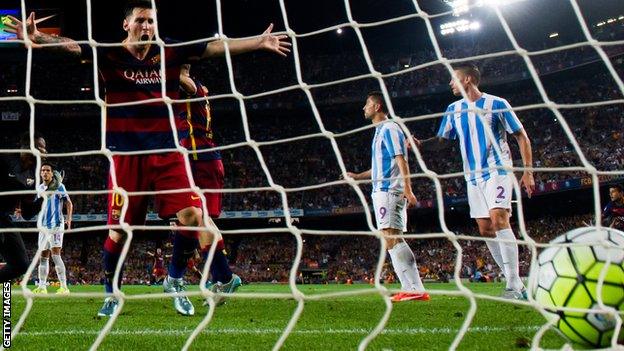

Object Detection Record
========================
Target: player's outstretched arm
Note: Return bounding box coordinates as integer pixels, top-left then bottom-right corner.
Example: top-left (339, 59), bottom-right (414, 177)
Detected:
top-left (395, 155), bottom-right (417, 206)
top-left (5, 12), bottom-right (81, 56)
top-left (416, 136), bottom-right (449, 152)
top-left (202, 23), bottom-right (291, 58)
top-left (344, 169), bottom-right (371, 181)
top-left (513, 129), bottom-right (536, 198)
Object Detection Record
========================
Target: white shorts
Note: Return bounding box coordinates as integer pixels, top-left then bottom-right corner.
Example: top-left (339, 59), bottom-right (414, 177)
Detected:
top-left (38, 227), bottom-right (64, 250)
top-left (372, 191), bottom-right (407, 231)
top-left (467, 174), bottom-right (513, 219)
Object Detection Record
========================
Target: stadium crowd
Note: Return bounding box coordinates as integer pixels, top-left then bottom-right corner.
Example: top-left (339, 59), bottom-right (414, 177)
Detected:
top-left (3, 55), bottom-right (622, 214)
top-left (17, 213), bottom-right (595, 284)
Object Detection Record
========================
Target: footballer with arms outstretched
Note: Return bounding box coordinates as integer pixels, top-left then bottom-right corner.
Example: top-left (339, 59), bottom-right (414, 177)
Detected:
top-left (6, 0), bottom-right (290, 316)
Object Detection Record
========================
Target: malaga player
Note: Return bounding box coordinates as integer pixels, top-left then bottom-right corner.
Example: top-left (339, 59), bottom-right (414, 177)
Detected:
top-left (32, 162), bottom-right (73, 295)
top-left (7, 0), bottom-right (290, 316)
top-left (179, 64), bottom-right (241, 298)
top-left (603, 184), bottom-right (624, 230)
top-left (0, 134), bottom-right (47, 282)
top-left (416, 63), bottom-right (535, 299)
top-left (347, 92), bottom-right (429, 302)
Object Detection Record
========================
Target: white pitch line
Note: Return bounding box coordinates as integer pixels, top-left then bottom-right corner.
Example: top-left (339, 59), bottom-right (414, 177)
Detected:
top-left (17, 325), bottom-right (541, 337)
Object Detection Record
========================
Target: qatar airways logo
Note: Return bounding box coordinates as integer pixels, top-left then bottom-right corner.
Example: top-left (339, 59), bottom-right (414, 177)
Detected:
top-left (123, 68), bottom-right (162, 85)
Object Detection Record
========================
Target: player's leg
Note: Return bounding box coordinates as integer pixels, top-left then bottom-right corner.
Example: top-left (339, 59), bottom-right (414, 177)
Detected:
top-left (51, 238), bottom-right (69, 294)
top-left (193, 159), bottom-right (239, 290)
top-left (373, 192), bottom-right (428, 301)
top-left (97, 229), bottom-right (126, 317)
top-left (99, 155), bottom-right (147, 317)
top-left (467, 180), bottom-right (511, 286)
top-left (475, 218), bottom-right (506, 279)
top-left (485, 175), bottom-right (526, 298)
top-left (199, 217), bottom-right (241, 295)
top-left (0, 215), bottom-right (30, 282)
top-left (490, 208), bottom-right (525, 296)
top-left (34, 230), bottom-right (51, 293)
top-left (385, 229), bottom-right (429, 302)
top-left (155, 152), bottom-right (204, 316)
top-left (160, 207), bottom-right (201, 316)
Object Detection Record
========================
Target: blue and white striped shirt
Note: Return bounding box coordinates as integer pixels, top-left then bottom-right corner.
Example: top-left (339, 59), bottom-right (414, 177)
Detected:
top-left (37, 183), bottom-right (69, 229)
top-left (371, 120), bottom-right (407, 193)
top-left (437, 93), bottom-right (523, 185)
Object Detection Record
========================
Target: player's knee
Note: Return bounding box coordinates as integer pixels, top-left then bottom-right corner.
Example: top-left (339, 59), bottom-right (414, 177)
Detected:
top-left (489, 210), bottom-right (510, 231)
top-left (41, 250), bottom-right (50, 258)
top-left (478, 228), bottom-right (492, 237)
top-left (177, 206), bottom-right (202, 227)
top-left (491, 217), bottom-right (509, 231)
top-left (108, 229), bottom-right (127, 243)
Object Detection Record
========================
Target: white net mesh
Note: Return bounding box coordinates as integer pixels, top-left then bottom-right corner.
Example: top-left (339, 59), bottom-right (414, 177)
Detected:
top-left (2, 0), bottom-right (624, 350)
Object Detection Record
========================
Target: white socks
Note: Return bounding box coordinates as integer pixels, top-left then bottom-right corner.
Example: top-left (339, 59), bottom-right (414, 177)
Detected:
top-left (495, 229), bottom-right (524, 291)
top-left (388, 241), bottom-right (425, 292)
top-left (38, 257), bottom-right (49, 288)
top-left (52, 254), bottom-right (67, 289)
top-left (485, 240), bottom-right (505, 275)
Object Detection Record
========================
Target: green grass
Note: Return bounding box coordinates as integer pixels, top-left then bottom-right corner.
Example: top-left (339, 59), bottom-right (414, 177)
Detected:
top-left (7, 283), bottom-right (572, 350)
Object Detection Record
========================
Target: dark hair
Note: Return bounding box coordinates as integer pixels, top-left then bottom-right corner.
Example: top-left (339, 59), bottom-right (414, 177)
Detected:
top-left (366, 91), bottom-right (388, 114)
top-left (19, 131), bottom-right (44, 149)
top-left (41, 162), bottom-right (54, 171)
top-left (610, 184), bottom-right (623, 193)
top-left (453, 63), bottom-right (481, 86)
top-left (124, 0), bottom-right (154, 18)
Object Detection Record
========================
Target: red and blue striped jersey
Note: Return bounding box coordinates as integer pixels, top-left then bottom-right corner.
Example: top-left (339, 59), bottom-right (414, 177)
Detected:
top-left (177, 79), bottom-right (221, 161)
top-left (98, 40), bottom-right (205, 152)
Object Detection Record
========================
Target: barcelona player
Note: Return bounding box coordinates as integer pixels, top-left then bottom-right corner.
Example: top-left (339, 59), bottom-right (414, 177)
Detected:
top-left (7, 0), bottom-right (290, 316)
top-left (178, 64), bottom-right (241, 299)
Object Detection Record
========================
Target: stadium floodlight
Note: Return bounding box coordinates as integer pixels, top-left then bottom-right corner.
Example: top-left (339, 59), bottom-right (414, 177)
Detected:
top-left (336, 28), bottom-right (343, 34)
top-left (549, 32), bottom-right (559, 38)
top-left (444, 0), bottom-right (526, 16)
top-left (596, 21), bottom-right (606, 27)
top-left (476, 0), bottom-right (526, 7)
top-left (440, 19), bottom-right (480, 36)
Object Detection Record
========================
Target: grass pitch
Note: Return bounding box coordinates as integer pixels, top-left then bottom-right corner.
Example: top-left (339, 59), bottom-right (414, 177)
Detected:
top-left (8, 283), bottom-right (573, 350)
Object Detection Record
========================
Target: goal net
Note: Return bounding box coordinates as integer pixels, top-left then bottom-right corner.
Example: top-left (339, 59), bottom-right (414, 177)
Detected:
top-left (2, 0), bottom-right (624, 350)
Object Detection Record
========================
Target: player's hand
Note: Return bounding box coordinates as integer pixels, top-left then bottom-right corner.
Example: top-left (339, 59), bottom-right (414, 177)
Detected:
top-left (4, 12), bottom-right (42, 47)
top-left (404, 189), bottom-right (417, 207)
top-left (65, 220), bottom-right (72, 230)
top-left (258, 23), bottom-right (291, 57)
top-left (411, 137), bottom-right (422, 149)
top-left (342, 172), bottom-right (358, 180)
top-left (521, 171), bottom-right (535, 198)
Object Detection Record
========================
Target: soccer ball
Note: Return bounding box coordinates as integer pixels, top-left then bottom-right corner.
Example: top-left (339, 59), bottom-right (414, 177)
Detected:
top-left (533, 227), bottom-right (624, 348)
